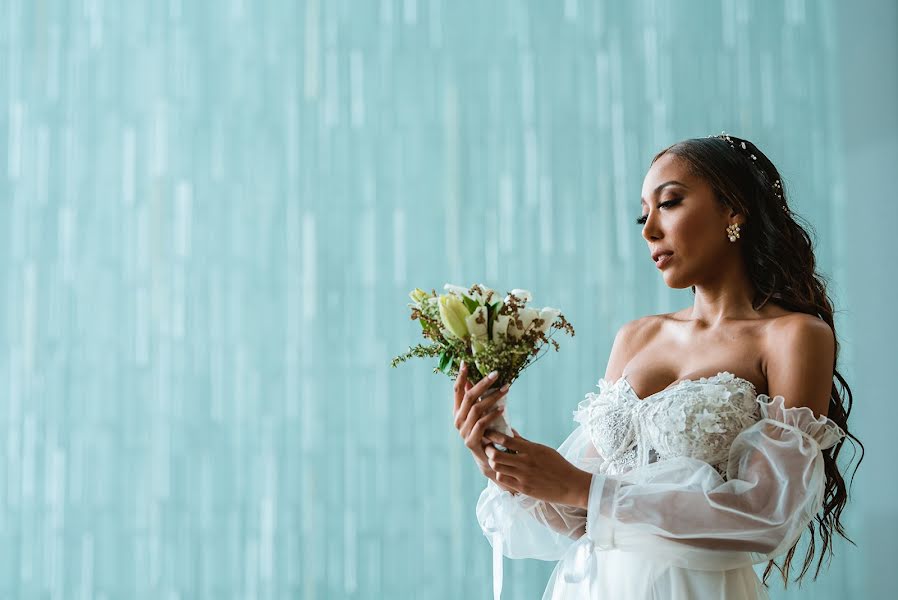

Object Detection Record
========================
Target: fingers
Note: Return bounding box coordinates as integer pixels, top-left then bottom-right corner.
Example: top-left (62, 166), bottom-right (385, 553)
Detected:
top-left (465, 403), bottom-right (508, 461)
top-left (480, 464), bottom-right (520, 494)
top-left (485, 430), bottom-right (524, 452)
top-left (484, 443), bottom-right (521, 469)
top-left (465, 401), bottom-right (505, 452)
top-left (460, 384), bottom-right (509, 439)
top-left (470, 369), bottom-right (502, 397)
top-left (493, 471), bottom-right (524, 491)
top-left (453, 361), bottom-right (468, 413)
top-left (455, 369), bottom-right (502, 427)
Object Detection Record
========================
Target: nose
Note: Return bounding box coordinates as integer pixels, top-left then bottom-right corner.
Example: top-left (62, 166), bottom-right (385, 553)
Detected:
top-left (641, 210), bottom-right (662, 242)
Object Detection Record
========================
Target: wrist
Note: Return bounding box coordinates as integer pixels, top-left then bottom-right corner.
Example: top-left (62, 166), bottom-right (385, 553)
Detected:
top-left (568, 467), bottom-right (592, 509)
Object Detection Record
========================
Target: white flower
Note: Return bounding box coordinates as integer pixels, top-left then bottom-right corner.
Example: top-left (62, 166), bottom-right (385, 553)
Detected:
top-left (518, 307), bottom-right (538, 332)
top-left (491, 314), bottom-right (511, 344)
top-left (471, 283), bottom-right (498, 304)
top-left (504, 289), bottom-right (532, 304)
top-left (507, 307), bottom-right (539, 340)
top-left (464, 306), bottom-right (489, 343)
top-left (443, 283), bottom-right (499, 305)
top-left (443, 283), bottom-right (471, 298)
top-left (535, 307), bottom-right (561, 334)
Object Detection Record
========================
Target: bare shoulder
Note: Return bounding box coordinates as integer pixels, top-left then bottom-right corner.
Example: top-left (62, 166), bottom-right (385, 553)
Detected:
top-left (762, 312), bottom-right (835, 417)
top-left (762, 311), bottom-right (835, 354)
top-left (603, 315), bottom-right (665, 381)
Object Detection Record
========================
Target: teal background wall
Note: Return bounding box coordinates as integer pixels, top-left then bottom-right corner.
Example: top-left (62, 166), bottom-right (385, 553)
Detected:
top-left (1, 0), bottom-right (894, 598)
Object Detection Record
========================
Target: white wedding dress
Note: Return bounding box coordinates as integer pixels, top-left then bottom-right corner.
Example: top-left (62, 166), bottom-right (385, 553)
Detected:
top-left (476, 371), bottom-right (847, 600)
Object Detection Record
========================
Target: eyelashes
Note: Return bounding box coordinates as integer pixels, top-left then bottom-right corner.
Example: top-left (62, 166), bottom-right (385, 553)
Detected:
top-left (636, 198), bottom-right (681, 225)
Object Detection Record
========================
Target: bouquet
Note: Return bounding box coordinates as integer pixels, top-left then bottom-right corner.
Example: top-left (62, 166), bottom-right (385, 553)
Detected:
top-left (391, 283), bottom-right (575, 451)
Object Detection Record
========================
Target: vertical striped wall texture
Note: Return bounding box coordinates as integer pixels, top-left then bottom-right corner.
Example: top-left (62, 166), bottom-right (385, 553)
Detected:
top-left (1, 0), bottom-right (858, 598)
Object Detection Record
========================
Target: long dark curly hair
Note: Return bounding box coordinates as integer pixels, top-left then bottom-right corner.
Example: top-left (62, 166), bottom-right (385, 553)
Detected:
top-left (651, 134), bottom-right (864, 587)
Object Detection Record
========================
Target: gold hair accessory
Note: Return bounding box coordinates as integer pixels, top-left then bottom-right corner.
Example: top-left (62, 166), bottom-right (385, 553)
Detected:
top-left (709, 131), bottom-right (788, 212)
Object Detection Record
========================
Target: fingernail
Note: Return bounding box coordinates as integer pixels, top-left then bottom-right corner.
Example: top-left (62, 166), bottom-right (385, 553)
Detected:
top-left (498, 406), bottom-right (505, 412)
top-left (460, 360), bottom-right (466, 370)
top-left (500, 383), bottom-right (509, 392)
top-left (488, 371), bottom-right (498, 380)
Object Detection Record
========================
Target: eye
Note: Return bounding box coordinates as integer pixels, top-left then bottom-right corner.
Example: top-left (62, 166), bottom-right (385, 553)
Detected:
top-left (635, 198), bottom-right (681, 225)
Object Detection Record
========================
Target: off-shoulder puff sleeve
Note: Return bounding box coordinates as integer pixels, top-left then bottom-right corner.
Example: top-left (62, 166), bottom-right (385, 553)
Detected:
top-left (583, 394), bottom-right (847, 571)
top-left (475, 420), bottom-right (603, 600)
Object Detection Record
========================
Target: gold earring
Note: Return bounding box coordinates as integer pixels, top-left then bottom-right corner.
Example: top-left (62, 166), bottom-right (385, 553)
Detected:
top-left (726, 223), bottom-right (741, 242)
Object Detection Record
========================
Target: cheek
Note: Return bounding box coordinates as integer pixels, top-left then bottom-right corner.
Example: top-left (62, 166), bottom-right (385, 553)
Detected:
top-left (675, 210), bottom-right (720, 245)
top-left (664, 212), bottom-right (721, 266)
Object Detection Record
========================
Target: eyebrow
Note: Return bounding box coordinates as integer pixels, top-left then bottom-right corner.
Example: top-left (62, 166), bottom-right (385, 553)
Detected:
top-left (640, 180), bottom-right (688, 206)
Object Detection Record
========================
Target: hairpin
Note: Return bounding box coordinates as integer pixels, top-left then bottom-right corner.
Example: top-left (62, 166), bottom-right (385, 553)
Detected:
top-left (709, 131), bottom-right (788, 211)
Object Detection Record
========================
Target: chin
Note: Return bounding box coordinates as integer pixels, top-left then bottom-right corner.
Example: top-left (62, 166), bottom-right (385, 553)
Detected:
top-left (659, 270), bottom-right (692, 290)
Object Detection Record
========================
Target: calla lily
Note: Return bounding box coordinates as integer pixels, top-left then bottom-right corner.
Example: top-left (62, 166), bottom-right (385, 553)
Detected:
top-left (471, 283), bottom-right (498, 304)
top-left (535, 307), bottom-right (561, 334)
top-left (443, 283), bottom-right (471, 297)
top-left (491, 314), bottom-right (511, 344)
top-left (465, 306), bottom-right (489, 343)
top-left (518, 307), bottom-right (539, 332)
top-left (438, 294), bottom-right (470, 340)
top-left (504, 288), bottom-right (532, 304)
top-left (507, 307), bottom-right (539, 340)
top-left (444, 282), bottom-right (499, 305)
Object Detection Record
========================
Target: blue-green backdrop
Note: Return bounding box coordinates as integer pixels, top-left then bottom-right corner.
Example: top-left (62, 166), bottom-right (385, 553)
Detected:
top-left (1, 0), bottom-right (894, 598)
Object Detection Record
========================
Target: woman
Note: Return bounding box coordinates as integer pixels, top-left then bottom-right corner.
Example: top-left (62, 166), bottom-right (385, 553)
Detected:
top-left (452, 133), bottom-right (863, 599)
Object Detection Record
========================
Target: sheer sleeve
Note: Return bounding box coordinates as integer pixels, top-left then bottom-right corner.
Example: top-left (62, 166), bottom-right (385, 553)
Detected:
top-left (583, 394), bottom-right (847, 571)
top-left (475, 420), bottom-right (604, 600)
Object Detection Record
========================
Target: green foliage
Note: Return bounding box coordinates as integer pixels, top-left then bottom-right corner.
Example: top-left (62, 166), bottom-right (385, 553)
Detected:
top-left (392, 285), bottom-right (576, 388)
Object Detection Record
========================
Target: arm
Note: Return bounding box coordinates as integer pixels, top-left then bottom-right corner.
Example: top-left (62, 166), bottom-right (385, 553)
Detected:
top-left (474, 317), bottom-right (651, 556)
top-left (475, 421), bottom-right (602, 600)
top-left (476, 421), bottom-right (599, 559)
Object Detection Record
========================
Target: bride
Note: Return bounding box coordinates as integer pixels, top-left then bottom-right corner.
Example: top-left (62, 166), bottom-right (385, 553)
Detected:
top-left (452, 133), bottom-right (863, 599)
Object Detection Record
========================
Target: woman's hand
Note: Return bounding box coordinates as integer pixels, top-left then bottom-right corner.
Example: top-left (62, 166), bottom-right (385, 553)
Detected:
top-left (483, 428), bottom-right (593, 508)
top-left (452, 361), bottom-right (515, 491)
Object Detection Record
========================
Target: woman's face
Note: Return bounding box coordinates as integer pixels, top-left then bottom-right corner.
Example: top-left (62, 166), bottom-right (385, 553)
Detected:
top-left (638, 152), bottom-right (739, 289)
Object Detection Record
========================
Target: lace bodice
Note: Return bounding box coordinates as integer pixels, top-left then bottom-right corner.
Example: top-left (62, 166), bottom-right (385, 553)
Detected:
top-left (476, 369), bottom-right (848, 600)
top-left (572, 371), bottom-right (762, 478)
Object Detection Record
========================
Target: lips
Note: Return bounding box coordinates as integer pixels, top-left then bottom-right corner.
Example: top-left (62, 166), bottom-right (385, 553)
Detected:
top-left (654, 253), bottom-right (673, 268)
top-left (652, 250), bottom-right (674, 263)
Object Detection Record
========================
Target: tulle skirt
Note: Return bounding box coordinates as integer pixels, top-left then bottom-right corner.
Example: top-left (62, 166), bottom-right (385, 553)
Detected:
top-left (542, 547), bottom-right (770, 600)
